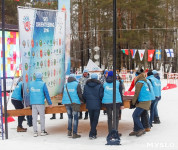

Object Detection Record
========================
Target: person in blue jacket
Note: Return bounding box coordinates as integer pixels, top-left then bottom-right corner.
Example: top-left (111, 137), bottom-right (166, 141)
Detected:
top-left (62, 74), bottom-right (83, 139)
top-left (152, 70), bottom-right (161, 124)
top-left (83, 73), bottom-right (104, 139)
top-left (11, 76), bottom-right (27, 132)
top-left (147, 70), bottom-right (161, 127)
top-left (102, 71), bottom-right (124, 135)
top-left (129, 70), bottom-right (151, 137)
top-left (29, 72), bottom-right (52, 137)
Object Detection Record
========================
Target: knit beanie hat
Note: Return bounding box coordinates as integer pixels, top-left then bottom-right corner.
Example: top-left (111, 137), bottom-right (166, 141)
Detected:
top-left (108, 71), bottom-right (113, 77)
top-left (91, 73), bottom-right (98, 79)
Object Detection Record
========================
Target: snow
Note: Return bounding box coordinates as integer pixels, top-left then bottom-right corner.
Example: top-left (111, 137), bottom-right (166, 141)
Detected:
top-left (1, 79), bottom-right (178, 150)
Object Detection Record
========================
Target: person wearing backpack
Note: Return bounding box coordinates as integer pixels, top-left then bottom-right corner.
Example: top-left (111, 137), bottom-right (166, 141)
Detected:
top-left (129, 71), bottom-right (151, 137)
top-left (83, 73), bottom-right (104, 139)
top-left (62, 74), bottom-right (83, 138)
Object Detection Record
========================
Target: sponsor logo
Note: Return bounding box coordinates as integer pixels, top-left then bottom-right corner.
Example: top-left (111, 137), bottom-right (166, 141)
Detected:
top-left (30, 87), bottom-right (40, 92)
top-left (68, 89), bottom-right (75, 92)
top-left (106, 86), bottom-right (113, 91)
top-left (23, 16), bottom-right (31, 32)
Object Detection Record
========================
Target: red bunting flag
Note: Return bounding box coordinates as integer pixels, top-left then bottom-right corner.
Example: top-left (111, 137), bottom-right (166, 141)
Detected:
top-left (148, 49), bottom-right (155, 62)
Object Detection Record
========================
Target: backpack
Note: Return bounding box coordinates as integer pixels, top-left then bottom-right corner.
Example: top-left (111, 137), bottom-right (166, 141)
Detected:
top-left (106, 129), bottom-right (121, 145)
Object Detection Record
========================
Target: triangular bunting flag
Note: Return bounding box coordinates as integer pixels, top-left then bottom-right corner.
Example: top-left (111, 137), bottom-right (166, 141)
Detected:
top-left (148, 49), bottom-right (155, 62)
top-left (156, 49), bottom-right (161, 60)
top-left (138, 49), bottom-right (145, 61)
top-left (165, 49), bottom-right (174, 57)
top-left (130, 49), bottom-right (137, 59)
top-left (121, 49), bottom-right (129, 55)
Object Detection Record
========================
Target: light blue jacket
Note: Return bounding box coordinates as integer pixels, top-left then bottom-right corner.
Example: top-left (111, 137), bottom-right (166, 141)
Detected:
top-left (30, 79), bottom-right (52, 105)
top-left (11, 81), bottom-right (23, 101)
top-left (146, 79), bottom-right (155, 100)
top-left (137, 80), bottom-right (151, 102)
top-left (102, 80), bottom-right (122, 104)
top-left (147, 75), bottom-right (160, 97)
top-left (62, 81), bottom-right (81, 104)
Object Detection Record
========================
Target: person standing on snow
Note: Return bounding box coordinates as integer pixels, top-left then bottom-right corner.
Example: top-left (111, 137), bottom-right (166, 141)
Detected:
top-left (102, 71), bottom-right (124, 135)
top-left (100, 69), bottom-right (109, 84)
top-left (11, 76), bottom-right (27, 132)
top-left (129, 70), bottom-right (151, 137)
top-left (100, 69), bottom-right (109, 115)
top-left (147, 70), bottom-right (161, 126)
top-left (29, 72), bottom-right (52, 137)
top-left (62, 74), bottom-right (83, 138)
top-left (83, 73), bottom-right (104, 139)
top-left (78, 69), bottom-right (90, 120)
top-left (152, 70), bottom-right (161, 124)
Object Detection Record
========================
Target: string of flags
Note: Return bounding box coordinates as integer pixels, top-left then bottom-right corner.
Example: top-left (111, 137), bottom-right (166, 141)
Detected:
top-left (121, 49), bottom-right (174, 61)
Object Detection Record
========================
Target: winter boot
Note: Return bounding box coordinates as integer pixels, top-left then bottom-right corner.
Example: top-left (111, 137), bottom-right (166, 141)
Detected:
top-left (60, 113), bottom-right (63, 119)
top-left (136, 130), bottom-right (145, 137)
top-left (89, 135), bottom-right (97, 140)
top-left (79, 112), bottom-right (82, 119)
top-left (33, 131), bottom-right (38, 137)
top-left (84, 116), bottom-right (88, 120)
top-left (50, 114), bottom-right (56, 120)
top-left (153, 117), bottom-right (161, 124)
top-left (145, 128), bottom-right (151, 132)
top-left (17, 126), bottom-right (27, 132)
top-left (41, 130), bottom-right (48, 136)
top-left (129, 131), bottom-right (138, 136)
top-left (68, 130), bottom-right (72, 136)
top-left (73, 133), bottom-right (81, 139)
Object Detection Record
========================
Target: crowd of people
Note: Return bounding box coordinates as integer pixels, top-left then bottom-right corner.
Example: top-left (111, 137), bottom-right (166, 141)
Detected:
top-left (10, 68), bottom-right (161, 139)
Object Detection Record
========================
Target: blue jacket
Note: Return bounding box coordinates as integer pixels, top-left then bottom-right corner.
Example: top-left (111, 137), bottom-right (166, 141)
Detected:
top-left (147, 75), bottom-right (160, 97)
top-left (146, 79), bottom-right (155, 100)
top-left (62, 77), bottom-right (82, 104)
top-left (30, 79), bottom-right (52, 105)
top-left (137, 80), bottom-right (151, 102)
top-left (102, 76), bottom-right (122, 104)
top-left (11, 81), bottom-right (23, 101)
top-left (83, 79), bottom-right (103, 109)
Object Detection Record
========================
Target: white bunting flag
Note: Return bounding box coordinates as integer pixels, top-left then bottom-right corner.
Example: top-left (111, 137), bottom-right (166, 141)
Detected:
top-left (138, 49), bottom-right (145, 61)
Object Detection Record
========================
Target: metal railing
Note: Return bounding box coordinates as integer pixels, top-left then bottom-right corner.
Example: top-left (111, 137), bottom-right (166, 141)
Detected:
top-left (0, 83), bottom-right (4, 140)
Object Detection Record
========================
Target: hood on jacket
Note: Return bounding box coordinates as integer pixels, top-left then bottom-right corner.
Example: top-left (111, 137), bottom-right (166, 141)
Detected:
top-left (68, 77), bottom-right (77, 83)
top-left (134, 73), bottom-right (147, 84)
top-left (86, 79), bottom-right (101, 87)
top-left (35, 72), bottom-right (42, 81)
top-left (106, 76), bottom-right (113, 83)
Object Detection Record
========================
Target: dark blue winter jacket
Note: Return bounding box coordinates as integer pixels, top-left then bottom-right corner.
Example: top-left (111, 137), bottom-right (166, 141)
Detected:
top-left (83, 79), bottom-right (104, 110)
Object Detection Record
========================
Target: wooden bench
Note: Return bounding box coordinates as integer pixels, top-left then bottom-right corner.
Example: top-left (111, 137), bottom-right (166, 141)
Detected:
top-left (7, 96), bottom-right (133, 117)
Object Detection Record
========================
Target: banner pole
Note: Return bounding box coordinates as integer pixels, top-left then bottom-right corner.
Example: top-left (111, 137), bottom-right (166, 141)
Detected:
top-left (1, 0), bottom-right (8, 139)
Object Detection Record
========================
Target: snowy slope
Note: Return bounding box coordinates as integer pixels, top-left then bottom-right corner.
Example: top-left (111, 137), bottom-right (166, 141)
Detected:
top-left (1, 80), bottom-right (178, 150)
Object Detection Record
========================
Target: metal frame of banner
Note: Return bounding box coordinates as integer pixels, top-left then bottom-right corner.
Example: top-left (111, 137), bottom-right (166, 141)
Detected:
top-left (1, 0), bottom-right (8, 139)
top-left (0, 81), bottom-right (4, 140)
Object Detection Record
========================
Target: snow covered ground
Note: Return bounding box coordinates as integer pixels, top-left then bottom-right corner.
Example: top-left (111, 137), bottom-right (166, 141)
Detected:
top-left (1, 79), bottom-right (178, 150)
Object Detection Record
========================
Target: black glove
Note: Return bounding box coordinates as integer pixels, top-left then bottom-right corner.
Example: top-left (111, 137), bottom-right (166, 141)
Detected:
top-left (130, 103), bottom-right (136, 109)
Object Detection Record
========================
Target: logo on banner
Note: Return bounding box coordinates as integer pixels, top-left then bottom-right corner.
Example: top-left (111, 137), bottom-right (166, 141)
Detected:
top-left (23, 16), bottom-right (31, 32)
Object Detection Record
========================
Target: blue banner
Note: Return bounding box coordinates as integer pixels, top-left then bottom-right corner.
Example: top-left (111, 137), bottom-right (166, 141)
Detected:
top-left (18, 8), bottom-right (66, 106)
